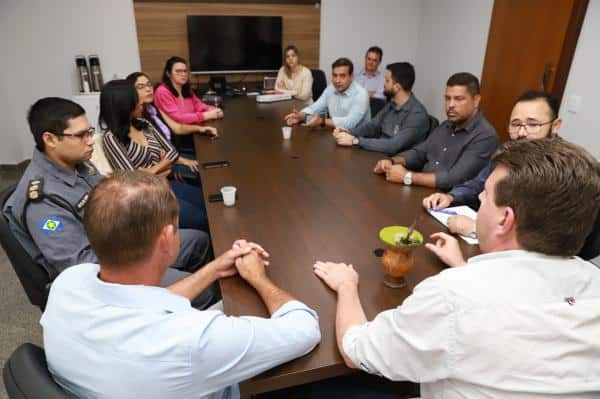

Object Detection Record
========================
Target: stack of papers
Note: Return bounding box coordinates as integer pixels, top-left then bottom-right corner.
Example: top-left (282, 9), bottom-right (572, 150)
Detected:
top-left (427, 206), bottom-right (479, 245)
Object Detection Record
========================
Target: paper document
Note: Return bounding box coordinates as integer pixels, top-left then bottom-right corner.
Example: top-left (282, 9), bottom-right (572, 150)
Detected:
top-left (427, 206), bottom-right (479, 245)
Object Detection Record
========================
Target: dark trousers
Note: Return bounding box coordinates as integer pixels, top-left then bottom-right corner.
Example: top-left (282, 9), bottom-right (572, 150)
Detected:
top-left (169, 179), bottom-right (209, 233)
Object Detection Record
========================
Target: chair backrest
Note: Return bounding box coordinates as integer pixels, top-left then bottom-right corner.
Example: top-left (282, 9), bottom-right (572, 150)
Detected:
top-left (90, 132), bottom-right (112, 176)
top-left (310, 69), bottom-right (327, 102)
top-left (427, 114), bottom-right (440, 138)
top-left (3, 343), bottom-right (72, 399)
top-left (0, 185), bottom-right (51, 310)
top-left (369, 97), bottom-right (386, 118)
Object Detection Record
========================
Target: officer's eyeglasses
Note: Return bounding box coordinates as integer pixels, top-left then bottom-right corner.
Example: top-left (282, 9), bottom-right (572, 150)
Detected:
top-left (507, 120), bottom-right (555, 134)
top-left (54, 127), bottom-right (95, 139)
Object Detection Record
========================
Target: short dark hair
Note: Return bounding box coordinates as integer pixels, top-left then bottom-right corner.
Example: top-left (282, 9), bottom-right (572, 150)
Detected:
top-left (99, 79), bottom-right (140, 146)
top-left (332, 57), bottom-right (354, 75)
top-left (446, 72), bottom-right (480, 96)
top-left (27, 98), bottom-right (85, 151)
top-left (386, 62), bottom-right (415, 91)
top-left (84, 170), bottom-right (179, 267)
top-left (493, 138), bottom-right (600, 256)
top-left (161, 56), bottom-right (193, 98)
top-left (515, 90), bottom-right (559, 119)
top-left (366, 46), bottom-right (383, 61)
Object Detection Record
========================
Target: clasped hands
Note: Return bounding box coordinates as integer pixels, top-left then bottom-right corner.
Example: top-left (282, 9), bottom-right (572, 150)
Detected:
top-left (210, 239), bottom-right (271, 283)
top-left (373, 159), bottom-right (407, 183)
top-left (284, 109), bottom-right (323, 128)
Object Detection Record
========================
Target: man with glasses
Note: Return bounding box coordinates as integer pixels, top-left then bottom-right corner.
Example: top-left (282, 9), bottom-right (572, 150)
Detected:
top-left (3, 98), bottom-right (213, 297)
top-left (420, 91), bottom-right (600, 259)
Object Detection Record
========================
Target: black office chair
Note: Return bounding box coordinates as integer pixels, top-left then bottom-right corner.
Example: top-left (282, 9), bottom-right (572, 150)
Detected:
top-left (427, 114), bottom-right (440, 138)
top-left (310, 69), bottom-right (327, 102)
top-left (3, 343), bottom-right (71, 399)
top-left (0, 185), bottom-right (51, 311)
top-left (369, 97), bottom-right (386, 118)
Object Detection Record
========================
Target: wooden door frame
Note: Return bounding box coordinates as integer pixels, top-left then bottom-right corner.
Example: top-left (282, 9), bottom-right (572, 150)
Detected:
top-left (552, 0), bottom-right (589, 108)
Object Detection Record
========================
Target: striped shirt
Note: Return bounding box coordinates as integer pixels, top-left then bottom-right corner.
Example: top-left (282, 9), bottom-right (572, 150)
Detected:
top-left (102, 121), bottom-right (179, 171)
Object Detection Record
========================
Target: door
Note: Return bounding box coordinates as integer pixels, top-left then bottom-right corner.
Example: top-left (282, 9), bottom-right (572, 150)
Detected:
top-left (479, 0), bottom-right (588, 142)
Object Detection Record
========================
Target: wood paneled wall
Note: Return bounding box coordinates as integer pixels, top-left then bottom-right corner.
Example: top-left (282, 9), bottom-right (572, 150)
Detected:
top-left (133, 2), bottom-right (320, 84)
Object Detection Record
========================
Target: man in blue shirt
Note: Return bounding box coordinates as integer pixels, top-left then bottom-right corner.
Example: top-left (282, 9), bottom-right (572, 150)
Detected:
top-left (41, 170), bottom-right (321, 399)
top-left (355, 46), bottom-right (385, 99)
top-left (284, 58), bottom-right (370, 130)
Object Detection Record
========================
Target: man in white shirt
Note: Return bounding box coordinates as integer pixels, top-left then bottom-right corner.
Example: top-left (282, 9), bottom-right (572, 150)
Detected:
top-left (41, 170), bottom-right (321, 399)
top-left (313, 138), bottom-right (600, 398)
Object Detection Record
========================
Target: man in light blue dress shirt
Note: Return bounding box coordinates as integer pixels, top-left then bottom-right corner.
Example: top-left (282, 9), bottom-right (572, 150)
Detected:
top-left (284, 57), bottom-right (370, 130)
top-left (355, 46), bottom-right (385, 99)
top-left (41, 170), bottom-right (321, 399)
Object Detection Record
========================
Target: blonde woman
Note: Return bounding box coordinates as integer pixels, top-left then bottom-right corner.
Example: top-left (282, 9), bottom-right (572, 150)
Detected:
top-left (275, 45), bottom-right (313, 102)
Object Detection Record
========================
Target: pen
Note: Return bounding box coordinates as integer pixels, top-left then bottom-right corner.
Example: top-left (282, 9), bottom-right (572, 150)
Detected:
top-left (429, 208), bottom-right (458, 216)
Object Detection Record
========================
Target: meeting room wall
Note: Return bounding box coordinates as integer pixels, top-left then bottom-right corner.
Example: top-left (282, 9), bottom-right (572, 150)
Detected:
top-left (558, 0), bottom-right (600, 160)
top-left (0, 0), bottom-right (141, 165)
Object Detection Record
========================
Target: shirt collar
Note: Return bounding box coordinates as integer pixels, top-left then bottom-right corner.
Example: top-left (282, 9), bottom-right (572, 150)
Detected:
top-left (31, 149), bottom-right (95, 187)
top-left (448, 111), bottom-right (483, 134)
top-left (83, 264), bottom-right (192, 313)
top-left (335, 81), bottom-right (357, 96)
top-left (359, 68), bottom-right (380, 78)
top-left (392, 94), bottom-right (416, 113)
top-left (468, 249), bottom-right (568, 265)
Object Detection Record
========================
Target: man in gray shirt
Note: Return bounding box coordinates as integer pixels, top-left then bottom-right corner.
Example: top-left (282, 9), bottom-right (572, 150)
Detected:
top-left (333, 62), bottom-right (430, 155)
top-left (374, 72), bottom-right (499, 191)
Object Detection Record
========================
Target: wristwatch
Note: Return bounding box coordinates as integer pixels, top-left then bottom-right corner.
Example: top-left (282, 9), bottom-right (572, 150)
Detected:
top-left (403, 171), bottom-right (413, 186)
top-left (352, 137), bottom-right (359, 146)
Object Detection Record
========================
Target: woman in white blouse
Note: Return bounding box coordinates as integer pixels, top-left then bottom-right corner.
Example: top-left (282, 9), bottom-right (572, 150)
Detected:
top-left (275, 45), bottom-right (313, 102)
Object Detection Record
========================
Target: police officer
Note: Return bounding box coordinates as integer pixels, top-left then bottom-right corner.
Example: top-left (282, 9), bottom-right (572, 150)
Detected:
top-left (3, 97), bottom-right (216, 306)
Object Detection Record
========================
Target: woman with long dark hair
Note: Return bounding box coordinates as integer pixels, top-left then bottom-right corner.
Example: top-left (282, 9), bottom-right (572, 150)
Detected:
top-left (154, 56), bottom-right (224, 125)
top-left (99, 79), bottom-right (209, 232)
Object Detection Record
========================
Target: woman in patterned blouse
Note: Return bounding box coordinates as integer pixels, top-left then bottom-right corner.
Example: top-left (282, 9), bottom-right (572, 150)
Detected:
top-left (99, 80), bottom-right (209, 232)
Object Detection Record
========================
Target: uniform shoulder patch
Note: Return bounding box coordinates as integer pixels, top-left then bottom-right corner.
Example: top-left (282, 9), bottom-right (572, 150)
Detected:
top-left (38, 216), bottom-right (64, 236)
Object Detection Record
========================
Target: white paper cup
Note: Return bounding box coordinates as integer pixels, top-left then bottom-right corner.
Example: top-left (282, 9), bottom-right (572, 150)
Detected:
top-left (282, 126), bottom-right (292, 139)
top-left (221, 186), bottom-right (237, 207)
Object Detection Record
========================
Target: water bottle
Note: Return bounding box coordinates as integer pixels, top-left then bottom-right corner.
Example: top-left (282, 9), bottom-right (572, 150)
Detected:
top-left (89, 55), bottom-right (104, 92)
top-left (75, 55), bottom-right (91, 93)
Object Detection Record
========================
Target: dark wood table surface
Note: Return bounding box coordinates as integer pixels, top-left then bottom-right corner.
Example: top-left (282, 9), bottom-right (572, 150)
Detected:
top-left (194, 96), bottom-right (479, 395)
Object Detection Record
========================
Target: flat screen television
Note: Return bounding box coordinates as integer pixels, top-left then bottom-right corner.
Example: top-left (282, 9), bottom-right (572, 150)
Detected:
top-left (187, 15), bottom-right (282, 74)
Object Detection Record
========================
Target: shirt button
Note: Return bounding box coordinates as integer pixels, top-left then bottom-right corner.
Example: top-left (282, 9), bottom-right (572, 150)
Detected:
top-left (443, 147), bottom-right (447, 152)
top-left (435, 161), bottom-right (440, 165)
top-left (452, 134), bottom-right (455, 137)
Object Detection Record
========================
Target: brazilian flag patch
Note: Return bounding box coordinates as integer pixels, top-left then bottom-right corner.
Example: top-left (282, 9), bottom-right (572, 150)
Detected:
top-left (39, 216), bottom-right (64, 236)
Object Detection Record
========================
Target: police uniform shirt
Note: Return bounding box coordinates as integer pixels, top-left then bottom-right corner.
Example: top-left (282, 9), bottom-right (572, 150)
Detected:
top-left (3, 149), bottom-right (102, 280)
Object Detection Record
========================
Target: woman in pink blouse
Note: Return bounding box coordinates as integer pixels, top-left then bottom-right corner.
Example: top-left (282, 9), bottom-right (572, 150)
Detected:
top-left (154, 56), bottom-right (224, 125)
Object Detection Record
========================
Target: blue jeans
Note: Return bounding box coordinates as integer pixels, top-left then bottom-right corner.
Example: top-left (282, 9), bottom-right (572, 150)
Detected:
top-left (169, 179), bottom-right (209, 233)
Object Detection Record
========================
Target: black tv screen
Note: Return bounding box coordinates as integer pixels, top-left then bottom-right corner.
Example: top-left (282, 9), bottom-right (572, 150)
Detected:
top-left (187, 15), bottom-right (282, 74)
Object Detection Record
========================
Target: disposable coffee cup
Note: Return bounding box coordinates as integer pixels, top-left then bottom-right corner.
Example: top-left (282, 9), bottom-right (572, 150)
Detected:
top-left (221, 186), bottom-right (237, 207)
top-left (282, 126), bottom-right (292, 139)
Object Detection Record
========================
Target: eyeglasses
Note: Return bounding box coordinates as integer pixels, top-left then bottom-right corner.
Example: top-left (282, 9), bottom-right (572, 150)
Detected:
top-left (54, 127), bottom-right (95, 139)
top-left (507, 120), bottom-right (555, 134)
top-left (135, 82), bottom-right (153, 90)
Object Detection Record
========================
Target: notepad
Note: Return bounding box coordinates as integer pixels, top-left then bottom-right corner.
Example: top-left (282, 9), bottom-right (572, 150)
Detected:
top-left (427, 206), bottom-right (479, 245)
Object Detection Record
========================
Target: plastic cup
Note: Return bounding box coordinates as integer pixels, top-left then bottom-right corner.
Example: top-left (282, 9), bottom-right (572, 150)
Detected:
top-left (282, 126), bottom-right (292, 139)
top-left (221, 186), bottom-right (237, 207)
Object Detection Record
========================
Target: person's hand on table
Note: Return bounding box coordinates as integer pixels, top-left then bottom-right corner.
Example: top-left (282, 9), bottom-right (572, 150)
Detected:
top-left (373, 159), bottom-right (392, 174)
top-left (425, 232), bottom-right (467, 267)
top-left (197, 125), bottom-right (219, 138)
top-left (180, 157), bottom-right (200, 173)
top-left (313, 261), bottom-right (359, 292)
top-left (284, 109), bottom-right (305, 126)
top-left (305, 114), bottom-right (323, 129)
top-left (333, 129), bottom-right (355, 146)
top-left (423, 193), bottom-right (454, 209)
top-left (235, 251), bottom-right (269, 285)
top-left (385, 164), bottom-right (407, 183)
top-left (210, 240), bottom-right (270, 279)
top-left (447, 215), bottom-right (476, 237)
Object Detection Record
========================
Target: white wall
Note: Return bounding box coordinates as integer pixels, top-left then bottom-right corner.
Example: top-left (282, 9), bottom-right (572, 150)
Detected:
top-left (319, 0), bottom-right (422, 81)
top-left (319, 0), bottom-right (493, 121)
top-left (559, 0), bottom-right (600, 160)
top-left (414, 0), bottom-right (493, 121)
top-left (0, 0), bottom-right (140, 164)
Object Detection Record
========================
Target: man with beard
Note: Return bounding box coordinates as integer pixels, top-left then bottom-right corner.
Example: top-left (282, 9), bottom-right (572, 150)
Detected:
top-left (333, 62), bottom-right (430, 155)
top-left (374, 72), bottom-right (498, 190)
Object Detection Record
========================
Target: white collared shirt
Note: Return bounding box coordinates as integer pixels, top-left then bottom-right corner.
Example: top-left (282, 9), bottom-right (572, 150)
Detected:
top-left (41, 264), bottom-right (320, 399)
top-left (355, 68), bottom-right (385, 99)
top-left (343, 250), bottom-right (600, 398)
top-left (301, 81), bottom-right (370, 129)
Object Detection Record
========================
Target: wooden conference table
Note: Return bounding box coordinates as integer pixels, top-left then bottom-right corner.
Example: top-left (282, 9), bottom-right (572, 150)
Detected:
top-left (194, 96), bottom-right (479, 395)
